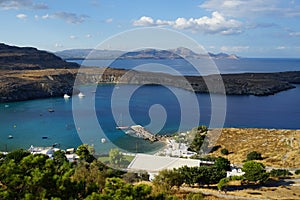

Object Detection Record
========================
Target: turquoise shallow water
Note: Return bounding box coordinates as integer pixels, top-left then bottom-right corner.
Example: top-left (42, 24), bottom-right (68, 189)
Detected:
top-left (0, 83), bottom-right (300, 154)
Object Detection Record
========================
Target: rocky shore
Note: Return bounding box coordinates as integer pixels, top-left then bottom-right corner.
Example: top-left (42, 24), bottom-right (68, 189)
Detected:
top-left (0, 43), bottom-right (300, 102)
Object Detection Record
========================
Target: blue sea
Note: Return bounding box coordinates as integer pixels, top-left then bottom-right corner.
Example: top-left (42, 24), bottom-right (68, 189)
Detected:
top-left (0, 58), bottom-right (300, 154)
top-left (72, 58), bottom-right (300, 76)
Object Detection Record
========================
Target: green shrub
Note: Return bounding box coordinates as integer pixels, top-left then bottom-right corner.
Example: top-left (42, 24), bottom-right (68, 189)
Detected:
top-left (242, 161), bottom-right (269, 183)
top-left (217, 178), bottom-right (229, 191)
top-left (221, 148), bottom-right (229, 155)
top-left (229, 175), bottom-right (244, 181)
top-left (186, 193), bottom-right (204, 200)
top-left (246, 151), bottom-right (263, 161)
top-left (295, 169), bottom-right (300, 175)
top-left (270, 169), bottom-right (292, 178)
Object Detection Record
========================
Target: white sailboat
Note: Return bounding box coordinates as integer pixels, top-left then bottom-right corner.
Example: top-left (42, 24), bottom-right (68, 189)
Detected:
top-left (116, 114), bottom-right (129, 130)
top-left (78, 92), bottom-right (85, 98)
top-left (63, 94), bottom-right (70, 99)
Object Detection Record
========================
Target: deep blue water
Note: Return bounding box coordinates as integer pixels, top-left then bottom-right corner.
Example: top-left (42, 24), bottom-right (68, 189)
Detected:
top-left (70, 58), bottom-right (300, 76)
top-left (0, 58), bottom-right (300, 154)
top-left (0, 84), bottom-right (299, 154)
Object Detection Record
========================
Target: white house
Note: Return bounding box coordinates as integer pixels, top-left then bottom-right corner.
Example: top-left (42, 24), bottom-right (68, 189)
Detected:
top-left (226, 167), bottom-right (245, 177)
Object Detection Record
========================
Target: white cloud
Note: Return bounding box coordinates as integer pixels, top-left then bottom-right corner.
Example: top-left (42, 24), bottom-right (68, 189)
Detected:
top-left (54, 43), bottom-right (63, 48)
top-left (133, 12), bottom-right (243, 35)
top-left (105, 18), bottom-right (113, 23)
top-left (133, 16), bottom-right (155, 26)
top-left (276, 46), bottom-right (286, 50)
top-left (0, 0), bottom-right (31, 10)
top-left (220, 46), bottom-right (249, 52)
top-left (34, 14), bottom-right (38, 19)
top-left (33, 3), bottom-right (48, 10)
top-left (199, 0), bottom-right (300, 17)
top-left (44, 12), bottom-right (88, 24)
top-left (16, 13), bottom-right (27, 20)
top-left (69, 35), bottom-right (77, 40)
top-left (85, 34), bottom-right (92, 38)
top-left (289, 32), bottom-right (300, 36)
top-left (42, 14), bottom-right (49, 19)
top-left (0, 0), bottom-right (48, 10)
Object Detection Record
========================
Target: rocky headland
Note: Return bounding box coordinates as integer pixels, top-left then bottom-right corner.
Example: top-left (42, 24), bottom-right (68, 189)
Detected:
top-left (0, 43), bottom-right (299, 102)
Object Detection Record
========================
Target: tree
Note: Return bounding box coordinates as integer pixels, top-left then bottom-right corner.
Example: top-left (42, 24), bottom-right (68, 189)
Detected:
top-left (76, 144), bottom-right (95, 163)
top-left (269, 169), bottom-right (292, 178)
top-left (241, 161), bottom-right (269, 183)
top-left (73, 161), bottom-right (106, 197)
top-left (5, 149), bottom-right (30, 163)
top-left (152, 169), bottom-right (184, 191)
top-left (53, 150), bottom-right (68, 166)
top-left (214, 157), bottom-right (231, 171)
top-left (221, 148), bottom-right (229, 155)
top-left (109, 148), bottom-right (125, 168)
top-left (217, 178), bottom-right (229, 191)
top-left (191, 166), bottom-right (226, 187)
top-left (246, 151), bottom-right (263, 161)
top-left (189, 131), bottom-right (207, 153)
top-left (122, 172), bottom-right (139, 184)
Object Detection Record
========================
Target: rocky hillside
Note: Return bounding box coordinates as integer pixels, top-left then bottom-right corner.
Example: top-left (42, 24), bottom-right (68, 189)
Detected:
top-left (0, 43), bottom-right (79, 102)
top-left (209, 128), bottom-right (300, 168)
top-left (0, 43), bottom-right (79, 70)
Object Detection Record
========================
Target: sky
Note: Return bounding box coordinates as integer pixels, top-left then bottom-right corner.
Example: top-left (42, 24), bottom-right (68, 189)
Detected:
top-left (0, 0), bottom-right (300, 58)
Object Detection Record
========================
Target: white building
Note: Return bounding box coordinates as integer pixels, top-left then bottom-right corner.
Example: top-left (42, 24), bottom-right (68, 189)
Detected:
top-left (127, 153), bottom-right (214, 180)
top-left (28, 145), bottom-right (79, 162)
top-left (226, 167), bottom-right (245, 177)
top-left (163, 139), bottom-right (197, 158)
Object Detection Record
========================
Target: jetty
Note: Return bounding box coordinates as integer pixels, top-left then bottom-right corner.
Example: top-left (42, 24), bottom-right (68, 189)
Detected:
top-left (130, 125), bottom-right (157, 142)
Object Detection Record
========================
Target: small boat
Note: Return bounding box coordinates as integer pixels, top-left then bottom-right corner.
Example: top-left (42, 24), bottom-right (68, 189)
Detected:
top-left (101, 138), bottom-right (106, 143)
top-left (48, 108), bottom-right (55, 112)
top-left (115, 114), bottom-right (129, 130)
top-left (64, 94), bottom-right (70, 99)
top-left (52, 143), bottom-right (59, 147)
top-left (125, 130), bottom-right (135, 135)
top-left (42, 136), bottom-right (48, 139)
top-left (116, 126), bottom-right (129, 130)
top-left (8, 135), bottom-right (13, 139)
top-left (78, 92), bottom-right (85, 98)
top-left (4, 105), bottom-right (9, 108)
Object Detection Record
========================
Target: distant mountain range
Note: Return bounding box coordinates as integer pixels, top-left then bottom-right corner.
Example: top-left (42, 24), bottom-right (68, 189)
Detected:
top-left (55, 47), bottom-right (239, 60)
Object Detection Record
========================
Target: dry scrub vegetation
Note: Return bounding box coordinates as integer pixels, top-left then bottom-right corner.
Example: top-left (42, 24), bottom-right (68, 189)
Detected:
top-left (208, 128), bottom-right (300, 168)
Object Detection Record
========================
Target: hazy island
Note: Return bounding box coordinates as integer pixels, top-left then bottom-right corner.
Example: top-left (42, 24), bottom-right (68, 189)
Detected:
top-left (0, 43), bottom-right (300, 102)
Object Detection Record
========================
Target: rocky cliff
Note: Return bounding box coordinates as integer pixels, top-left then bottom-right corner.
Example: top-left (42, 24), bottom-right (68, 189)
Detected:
top-left (76, 68), bottom-right (299, 96)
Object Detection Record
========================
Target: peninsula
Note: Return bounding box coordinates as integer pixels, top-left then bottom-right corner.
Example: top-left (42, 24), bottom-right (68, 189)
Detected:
top-left (0, 43), bottom-right (299, 102)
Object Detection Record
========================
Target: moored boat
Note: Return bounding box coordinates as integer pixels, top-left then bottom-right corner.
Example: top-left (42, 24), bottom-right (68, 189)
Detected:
top-left (78, 92), bottom-right (85, 98)
top-left (64, 94), bottom-right (70, 99)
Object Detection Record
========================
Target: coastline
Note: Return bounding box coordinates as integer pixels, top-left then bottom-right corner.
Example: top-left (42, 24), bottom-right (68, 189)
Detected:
top-left (1, 68), bottom-right (300, 103)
